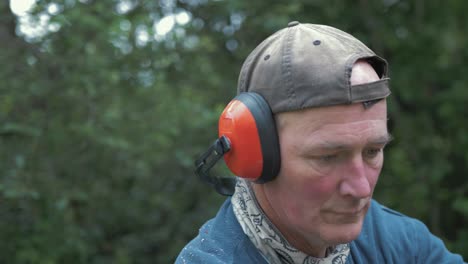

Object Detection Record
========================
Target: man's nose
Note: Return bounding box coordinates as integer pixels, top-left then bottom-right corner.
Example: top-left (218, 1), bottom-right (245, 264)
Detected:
top-left (338, 156), bottom-right (372, 198)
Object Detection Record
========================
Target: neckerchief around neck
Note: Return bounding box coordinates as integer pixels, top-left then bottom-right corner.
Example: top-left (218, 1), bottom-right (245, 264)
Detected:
top-left (231, 179), bottom-right (350, 264)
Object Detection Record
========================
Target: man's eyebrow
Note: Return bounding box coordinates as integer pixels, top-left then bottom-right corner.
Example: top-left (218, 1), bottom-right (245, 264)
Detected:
top-left (309, 133), bottom-right (393, 151)
top-left (369, 133), bottom-right (393, 145)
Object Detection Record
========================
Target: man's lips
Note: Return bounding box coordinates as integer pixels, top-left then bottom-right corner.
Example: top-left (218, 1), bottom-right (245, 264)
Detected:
top-left (321, 201), bottom-right (370, 223)
top-left (331, 205), bottom-right (367, 215)
top-left (325, 199), bottom-right (370, 214)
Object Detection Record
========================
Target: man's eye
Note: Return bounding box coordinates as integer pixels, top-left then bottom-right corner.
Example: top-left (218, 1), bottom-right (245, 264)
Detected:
top-left (319, 154), bottom-right (338, 162)
top-left (364, 148), bottom-right (382, 159)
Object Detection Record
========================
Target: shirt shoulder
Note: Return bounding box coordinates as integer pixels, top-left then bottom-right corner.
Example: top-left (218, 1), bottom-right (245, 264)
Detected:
top-left (348, 200), bottom-right (465, 263)
top-left (175, 198), bottom-right (267, 264)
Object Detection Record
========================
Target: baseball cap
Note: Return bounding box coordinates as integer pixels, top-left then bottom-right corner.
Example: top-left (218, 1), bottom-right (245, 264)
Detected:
top-left (237, 21), bottom-right (391, 113)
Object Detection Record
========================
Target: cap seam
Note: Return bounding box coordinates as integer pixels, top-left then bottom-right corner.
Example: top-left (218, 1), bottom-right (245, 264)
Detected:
top-left (282, 26), bottom-right (296, 110)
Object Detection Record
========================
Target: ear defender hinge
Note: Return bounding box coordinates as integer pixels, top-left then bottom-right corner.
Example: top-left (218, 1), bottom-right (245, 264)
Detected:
top-left (194, 135), bottom-right (235, 196)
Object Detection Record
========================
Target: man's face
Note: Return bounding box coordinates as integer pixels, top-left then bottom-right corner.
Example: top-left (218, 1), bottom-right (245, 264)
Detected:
top-left (252, 100), bottom-right (390, 251)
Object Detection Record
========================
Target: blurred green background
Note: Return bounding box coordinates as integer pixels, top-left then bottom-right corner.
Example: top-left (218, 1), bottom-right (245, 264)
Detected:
top-left (1, 0), bottom-right (467, 263)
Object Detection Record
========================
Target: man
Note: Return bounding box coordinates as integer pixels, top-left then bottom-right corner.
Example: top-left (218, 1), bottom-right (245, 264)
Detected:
top-left (176, 22), bottom-right (465, 263)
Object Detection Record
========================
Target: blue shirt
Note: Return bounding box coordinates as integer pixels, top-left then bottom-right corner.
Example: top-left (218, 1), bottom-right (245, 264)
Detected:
top-left (176, 199), bottom-right (465, 263)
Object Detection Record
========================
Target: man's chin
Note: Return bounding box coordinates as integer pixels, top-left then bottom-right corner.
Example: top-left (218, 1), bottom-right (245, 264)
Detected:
top-left (322, 220), bottom-right (365, 244)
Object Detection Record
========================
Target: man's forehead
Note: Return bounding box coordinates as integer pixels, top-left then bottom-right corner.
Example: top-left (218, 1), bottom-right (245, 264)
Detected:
top-left (276, 99), bottom-right (387, 132)
top-left (290, 120), bottom-right (390, 154)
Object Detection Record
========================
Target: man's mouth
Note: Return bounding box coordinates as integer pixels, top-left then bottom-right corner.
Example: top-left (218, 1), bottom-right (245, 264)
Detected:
top-left (322, 201), bottom-right (370, 223)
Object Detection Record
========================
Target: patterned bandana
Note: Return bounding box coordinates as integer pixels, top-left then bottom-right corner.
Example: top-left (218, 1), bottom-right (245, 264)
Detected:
top-left (231, 179), bottom-right (350, 264)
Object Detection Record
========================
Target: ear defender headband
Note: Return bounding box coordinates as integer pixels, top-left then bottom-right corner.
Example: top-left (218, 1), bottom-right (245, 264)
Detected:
top-left (195, 92), bottom-right (281, 195)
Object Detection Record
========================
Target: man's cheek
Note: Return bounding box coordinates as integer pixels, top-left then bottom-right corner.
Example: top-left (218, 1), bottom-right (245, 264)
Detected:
top-left (299, 176), bottom-right (338, 201)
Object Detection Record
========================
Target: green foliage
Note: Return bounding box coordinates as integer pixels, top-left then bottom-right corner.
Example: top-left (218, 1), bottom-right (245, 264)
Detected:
top-left (0, 0), bottom-right (467, 262)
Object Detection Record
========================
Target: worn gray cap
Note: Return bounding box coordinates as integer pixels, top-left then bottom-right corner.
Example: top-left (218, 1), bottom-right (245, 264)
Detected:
top-left (237, 21), bottom-right (390, 113)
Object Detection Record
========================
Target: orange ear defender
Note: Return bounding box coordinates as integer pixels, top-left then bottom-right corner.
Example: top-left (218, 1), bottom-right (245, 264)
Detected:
top-left (195, 92), bottom-right (281, 195)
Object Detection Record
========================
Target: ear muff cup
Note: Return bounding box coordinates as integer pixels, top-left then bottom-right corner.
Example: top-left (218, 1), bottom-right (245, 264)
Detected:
top-left (218, 92), bottom-right (280, 183)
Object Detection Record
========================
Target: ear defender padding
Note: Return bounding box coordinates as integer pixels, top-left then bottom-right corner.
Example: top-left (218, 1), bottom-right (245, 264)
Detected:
top-left (218, 93), bottom-right (281, 183)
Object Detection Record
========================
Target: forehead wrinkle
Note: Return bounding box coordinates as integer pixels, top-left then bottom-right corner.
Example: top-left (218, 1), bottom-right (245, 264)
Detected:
top-left (277, 101), bottom-right (387, 134)
top-left (277, 101), bottom-right (388, 154)
top-left (297, 122), bottom-right (390, 152)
